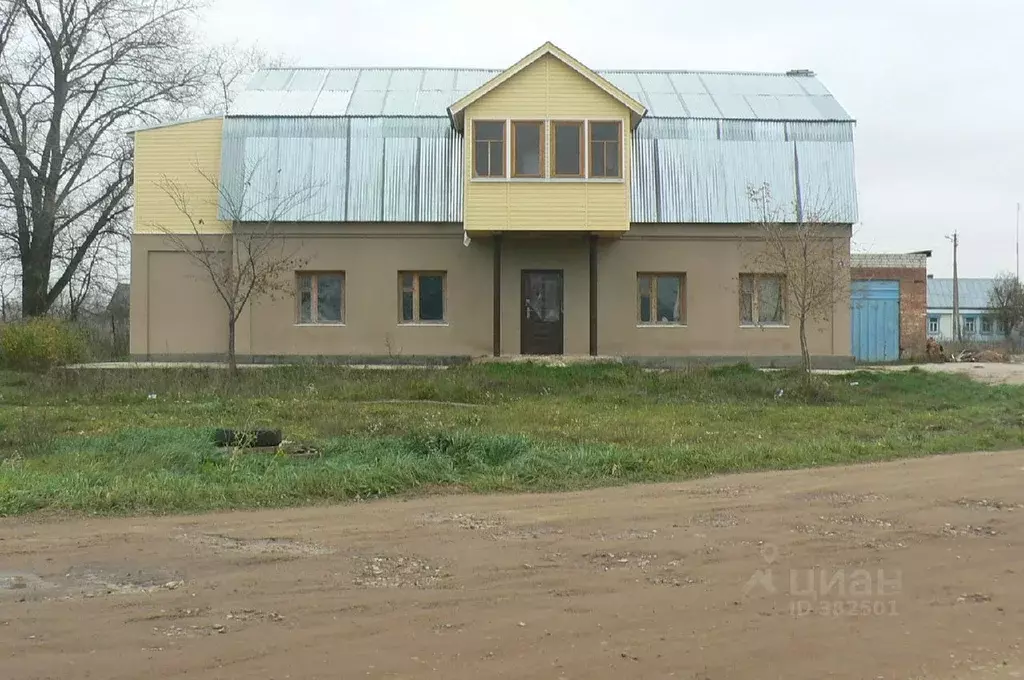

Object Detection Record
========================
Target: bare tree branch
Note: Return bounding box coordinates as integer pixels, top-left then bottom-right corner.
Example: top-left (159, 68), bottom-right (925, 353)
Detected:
top-left (0, 0), bottom-right (281, 319)
top-left (153, 159), bottom-right (318, 374)
top-left (748, 182), bottom-right (850, 373)
top-left (988, 273), bottom-right (1024, 343)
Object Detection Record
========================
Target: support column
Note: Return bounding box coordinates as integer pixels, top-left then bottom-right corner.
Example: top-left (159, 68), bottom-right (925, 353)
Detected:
top-left (589, 234), bottom-right (598, 356)
top-left (493, 234), bottom-right (502, 357)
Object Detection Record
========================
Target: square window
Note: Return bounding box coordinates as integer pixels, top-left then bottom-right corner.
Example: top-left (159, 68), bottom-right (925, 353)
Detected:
top-left (473, 121), bottom-right (505, 178)
top-left (513, 121), bottom-right (543, 177)
top-left (552, 121), bottom-right (583, 177)
top-left (638, 273), bottom-right (685, 324)
top-left (399, 272), bottom-right (446, 323)
top-left (589, 121), bottom-right (621, 178)
top-left (297, 273), bottom-right (345, 324)
top-left (739, 274), bottom-right (785, 325)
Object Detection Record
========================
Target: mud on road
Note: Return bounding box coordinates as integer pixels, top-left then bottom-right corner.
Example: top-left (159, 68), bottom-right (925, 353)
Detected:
top-left (3, 450), bottom-right (1024, 679)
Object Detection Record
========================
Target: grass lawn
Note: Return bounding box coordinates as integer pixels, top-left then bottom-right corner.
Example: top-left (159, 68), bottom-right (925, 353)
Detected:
top-left (0, 362), bottom-right (1022, 516)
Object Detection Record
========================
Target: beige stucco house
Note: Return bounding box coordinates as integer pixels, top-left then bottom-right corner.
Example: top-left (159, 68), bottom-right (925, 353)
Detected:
top-left (130, 42), bottom-right (857, 364)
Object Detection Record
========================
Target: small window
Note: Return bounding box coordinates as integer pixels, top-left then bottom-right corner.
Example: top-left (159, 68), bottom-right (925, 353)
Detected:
top-left (638, 274), bottom-right (685, 324)
top-left (740, 274), bottom-right (785, 325)
top-left (963, 316), bottom-right (977, 334)
top-left (551, 121), bottom-right (583, 177)
top-left (473, 121), bottom-right (505, 178)
top-left (400, 272), bottom-right (446, 323)
top-left (512, 121), bottom-right (543, 177)
top-left (297, 272), bottom-right (344, 324)
top-left (981, 316), bottom-right (993, 334)
top-left (928, 316), bottom-right (939, 334)
top-left (589, 121), bottom-right (621, 178)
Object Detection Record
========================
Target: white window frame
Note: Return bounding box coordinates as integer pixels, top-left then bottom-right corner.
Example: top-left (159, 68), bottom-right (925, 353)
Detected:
top-left (471, 120), bottom-right (508, 179)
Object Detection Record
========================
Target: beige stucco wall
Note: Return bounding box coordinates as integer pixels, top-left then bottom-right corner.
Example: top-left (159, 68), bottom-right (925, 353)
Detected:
top-left (463, 54), bottom-right (631, 233)
top-left (130, 234), bottom-right (231, 357)
top-left (598, 225), bottom-right (852, 357)
top-left (131, 224), bottom-right (851, 360)
top-left (131, 225), bottom-right (492, 359)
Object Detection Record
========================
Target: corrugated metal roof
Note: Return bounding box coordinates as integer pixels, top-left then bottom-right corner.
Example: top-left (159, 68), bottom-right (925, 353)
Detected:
top-left (229, 67), bottom-right (852, 122)
top-left (219, 117), bottom-right (462, 223)
top-left (630, 119), bottom-right (856, 223)
top-left (220, 116), bottom-right (856, 224)
top-left (927, 279), bottom-right (997, 310)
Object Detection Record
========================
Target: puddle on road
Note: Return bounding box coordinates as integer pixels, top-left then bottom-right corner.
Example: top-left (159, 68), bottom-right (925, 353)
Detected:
top-left (0, 571), bottom-right (55, 596)
top-left (178, 532), bottom-right (333, 556)
top-left (0, 565), bottom-right (185, 601)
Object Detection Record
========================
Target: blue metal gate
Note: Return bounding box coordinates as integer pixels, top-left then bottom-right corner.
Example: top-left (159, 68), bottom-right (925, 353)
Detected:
top-left (851, 280), bottom-right (900, 362)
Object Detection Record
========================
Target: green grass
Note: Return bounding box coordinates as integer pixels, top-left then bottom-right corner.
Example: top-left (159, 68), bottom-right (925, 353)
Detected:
top-left (1, 363), bottom-right (1023, 516)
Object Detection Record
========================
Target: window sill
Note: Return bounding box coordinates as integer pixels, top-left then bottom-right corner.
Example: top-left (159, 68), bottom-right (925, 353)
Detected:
top-left (637, 323), bottom-right (687, 328)
top-left (398, 322), bottom-right (450, 327)
top-left (294, 323), bottom-right (346, 327)
top-left (469, 177), bottom-right (625, 184)
top-left (739, 324), bottom-right (790, 329)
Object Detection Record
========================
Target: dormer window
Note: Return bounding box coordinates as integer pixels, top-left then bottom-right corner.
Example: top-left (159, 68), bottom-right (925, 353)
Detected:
top-left (473, 121), bottom-right (506, 177)
top-left (512, 121), bottom-right (543, 177)
top-left (551, 121), bottom-right (583, 177)
top-left (589, 121), bottom-right (622, 178)
top-left (470, 118), bottom-right (624, 180)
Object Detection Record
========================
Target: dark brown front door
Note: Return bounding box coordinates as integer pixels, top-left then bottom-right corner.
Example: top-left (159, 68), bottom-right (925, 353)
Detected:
top-left (521, 270), bottom-right (564, 355)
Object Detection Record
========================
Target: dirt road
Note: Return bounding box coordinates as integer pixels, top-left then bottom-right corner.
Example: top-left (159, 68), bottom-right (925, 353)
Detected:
top-left (858, 362), bottom-right (1024, 386)
top-left (3, 451), bottom-right (1024, 680)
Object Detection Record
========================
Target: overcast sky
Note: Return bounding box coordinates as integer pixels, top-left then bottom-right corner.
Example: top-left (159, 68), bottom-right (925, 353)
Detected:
top-left (201, 0), bottom-right (1023, 278)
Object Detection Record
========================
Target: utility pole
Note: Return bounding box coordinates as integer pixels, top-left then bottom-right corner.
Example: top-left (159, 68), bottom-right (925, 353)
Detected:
top-left (947, 231), bottom-right (961, 342)
top-left (1017, 202), bottom-right (1020, 281)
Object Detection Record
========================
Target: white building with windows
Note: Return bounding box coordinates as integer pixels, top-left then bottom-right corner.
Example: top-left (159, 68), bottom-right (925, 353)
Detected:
top-left (926, 277), bottom-right (1003, 342)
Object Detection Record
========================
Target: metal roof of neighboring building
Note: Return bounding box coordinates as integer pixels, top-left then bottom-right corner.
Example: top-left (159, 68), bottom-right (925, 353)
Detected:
top-left (927, 278), bottom-right (997, 310)
top-left (106, 282), bottom-right (130, 316)
top-left (851, 252), bottom-right (930, 269)
top-left (230, 67), bottom-right (852, 122)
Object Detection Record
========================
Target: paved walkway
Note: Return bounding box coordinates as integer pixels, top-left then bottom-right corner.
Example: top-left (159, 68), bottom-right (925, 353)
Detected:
top-left (66, 359), bottom-right (1024, 385)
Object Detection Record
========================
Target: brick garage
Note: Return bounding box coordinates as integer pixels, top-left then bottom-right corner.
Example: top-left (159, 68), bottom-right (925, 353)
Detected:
top-left (850, 252), bottom-right (930, 358)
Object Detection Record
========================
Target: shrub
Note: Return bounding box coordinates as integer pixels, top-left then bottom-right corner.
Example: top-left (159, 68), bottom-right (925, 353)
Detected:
top-left (0, 317), bottom-right (89, 371)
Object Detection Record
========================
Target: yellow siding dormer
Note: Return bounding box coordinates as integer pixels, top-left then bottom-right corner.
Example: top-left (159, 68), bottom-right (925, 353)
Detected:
top-left (452, 45), bottom-right (643, 234)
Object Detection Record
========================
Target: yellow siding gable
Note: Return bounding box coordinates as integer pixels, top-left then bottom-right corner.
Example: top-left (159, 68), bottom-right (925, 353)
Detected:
top-left (133, 118), bottom-right (230, 234)
top-left (464, 55), bottom-right (632, 233)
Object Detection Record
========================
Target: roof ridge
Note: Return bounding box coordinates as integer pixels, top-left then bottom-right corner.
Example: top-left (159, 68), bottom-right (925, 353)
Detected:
top-left (253, 66), bottom-right (817, 78)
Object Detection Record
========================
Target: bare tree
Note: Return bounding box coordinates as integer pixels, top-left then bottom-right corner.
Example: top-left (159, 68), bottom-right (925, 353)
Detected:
top-left (988, 273), bottom-right (1024, 343)
top-left (155, 162), bottom-right (315, 374)
top-left (748, 183), bottom-right (849, 374)
top-left (0, 0), bottom-right (213, 317)
top-left (56, 236), bottom-right (121, 322)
